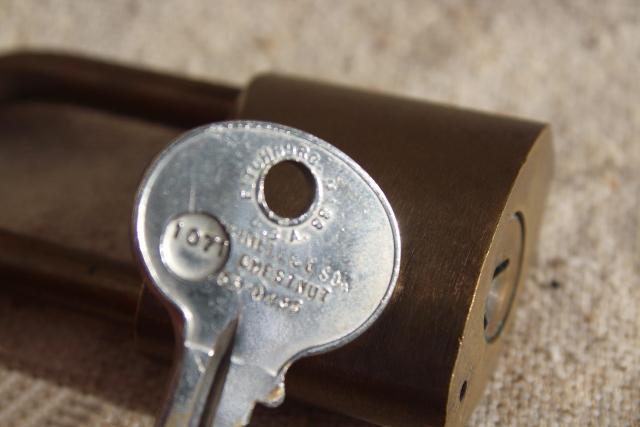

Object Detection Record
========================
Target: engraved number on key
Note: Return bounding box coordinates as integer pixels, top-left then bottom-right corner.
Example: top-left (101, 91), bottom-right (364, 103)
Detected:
top-left (160, 213), bottom-right (230, 282)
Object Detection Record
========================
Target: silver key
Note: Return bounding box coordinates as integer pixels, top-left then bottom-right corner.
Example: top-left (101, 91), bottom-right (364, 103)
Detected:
top-left (133, 121), bottom-right (401, 426)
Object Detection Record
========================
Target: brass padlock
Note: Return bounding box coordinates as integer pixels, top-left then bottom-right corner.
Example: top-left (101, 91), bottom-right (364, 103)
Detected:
top-left (0, 53), bottom-right (552, 426)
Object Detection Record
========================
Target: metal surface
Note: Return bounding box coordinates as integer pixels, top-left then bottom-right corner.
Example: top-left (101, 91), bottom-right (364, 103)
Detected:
top-left (235, 75), bottom-right (553, 427)
top-left (160, 213), bottom-right (231, 281)
top-left (483, 213), bottom-right (524, 342)
top-left (0, 53), bottom-right (553, 426)
top-left (133, 122), bottom-right (400, 426)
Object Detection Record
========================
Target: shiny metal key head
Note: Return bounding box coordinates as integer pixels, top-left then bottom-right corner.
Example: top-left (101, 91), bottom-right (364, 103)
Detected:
top-left (133, 121), bottom-right (401, 426)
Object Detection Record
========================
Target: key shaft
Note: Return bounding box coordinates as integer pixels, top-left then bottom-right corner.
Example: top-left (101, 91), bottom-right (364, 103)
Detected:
top-left (160, 317), bottom-right (237, 427)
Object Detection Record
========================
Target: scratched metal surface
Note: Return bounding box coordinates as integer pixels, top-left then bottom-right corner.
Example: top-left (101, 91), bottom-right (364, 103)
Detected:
top-left (133, 122), bottom-right (400, 426)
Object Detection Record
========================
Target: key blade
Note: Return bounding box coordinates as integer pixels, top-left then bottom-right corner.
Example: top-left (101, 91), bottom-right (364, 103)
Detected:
top-left (158, 315), bottom-right (238, 427)
top-left (208, 361), bottom-right (283, 427)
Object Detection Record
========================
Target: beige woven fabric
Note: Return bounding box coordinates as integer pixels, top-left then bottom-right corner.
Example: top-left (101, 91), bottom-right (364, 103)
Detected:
top-left (0, 1), bottom-right (638, 426)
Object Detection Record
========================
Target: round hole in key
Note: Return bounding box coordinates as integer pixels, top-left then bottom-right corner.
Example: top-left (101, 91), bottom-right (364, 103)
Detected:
top-left (263, 160), bottom-right (317, 220)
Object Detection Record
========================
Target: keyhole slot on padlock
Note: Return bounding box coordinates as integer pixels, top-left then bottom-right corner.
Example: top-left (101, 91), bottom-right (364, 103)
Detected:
top-left (484, 258), bottom-right (510, 333)
top-left (483, 212), bottom-right (524, 343)
top-left (263, 160), bottom-right (317, 219)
